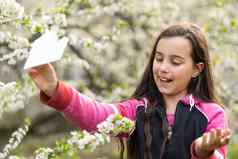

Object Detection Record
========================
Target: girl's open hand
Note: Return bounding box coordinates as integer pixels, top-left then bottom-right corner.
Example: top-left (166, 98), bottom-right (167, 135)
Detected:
top-left (27, 64), bottom-right (58, 97)
top-left (194, 128), bottom-right (231, 158)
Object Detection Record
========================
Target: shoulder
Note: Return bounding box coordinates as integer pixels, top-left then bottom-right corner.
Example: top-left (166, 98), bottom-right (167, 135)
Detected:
top-left (195, 102), bottom-right (227, 129)
top-left (114, 98), bottom-right (147, 120)
top-left (115, 98), bottom-right (147, 108)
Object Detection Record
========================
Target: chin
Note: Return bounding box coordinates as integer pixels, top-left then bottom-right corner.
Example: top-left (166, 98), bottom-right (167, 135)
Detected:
top-left (161, 92), bottom-right (174, 96)
top-left (158, 89), bottom-right (172, 96)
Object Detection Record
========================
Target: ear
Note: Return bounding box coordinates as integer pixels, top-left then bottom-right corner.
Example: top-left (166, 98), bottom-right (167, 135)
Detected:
top-left (192, 62), bottom-right (204, 78)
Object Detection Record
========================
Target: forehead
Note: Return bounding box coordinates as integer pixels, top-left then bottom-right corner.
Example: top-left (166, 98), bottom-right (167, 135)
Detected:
top-left (156, 37), bottom-right (192, 57)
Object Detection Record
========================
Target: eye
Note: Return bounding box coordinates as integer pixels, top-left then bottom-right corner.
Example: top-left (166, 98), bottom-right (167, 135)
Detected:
top-left (172, 62), bottom-right (181, 66)
top-left (155, 55), bottom-right (163, 62)
top-left (171, 59), bottom-right (183, 65)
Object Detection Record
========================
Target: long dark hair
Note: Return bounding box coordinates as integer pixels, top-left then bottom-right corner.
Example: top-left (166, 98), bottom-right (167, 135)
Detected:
top-left (120, 23), bottom-right (220, 159)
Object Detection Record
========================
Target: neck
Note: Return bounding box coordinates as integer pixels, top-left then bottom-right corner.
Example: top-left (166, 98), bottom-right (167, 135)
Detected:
top-left (163, 91), bottom-right (187, 114)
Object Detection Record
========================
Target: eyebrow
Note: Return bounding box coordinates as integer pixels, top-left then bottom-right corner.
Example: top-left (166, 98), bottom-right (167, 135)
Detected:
top-left (155, 51), bottom-right (163, 55)
top-left (155, 51), bottom-right (185, 60)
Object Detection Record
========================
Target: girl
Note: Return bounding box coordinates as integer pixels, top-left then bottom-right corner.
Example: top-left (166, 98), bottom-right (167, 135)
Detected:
top-left (28, 23), bottom-right (230, 159)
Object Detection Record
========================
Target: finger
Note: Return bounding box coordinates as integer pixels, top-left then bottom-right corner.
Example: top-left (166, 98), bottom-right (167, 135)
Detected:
top-left (214, 129), bottom-right (231, 148)
top-left (208, 129), bottom-right (223, 149)
top-left (27, 68), bottom-right (39, 78)
top-left (202, 133), bottom-right (210, 149)
top-left (221, 129), bottom-right (231, 137)
top-left (208, 129), bottom-right (217, 147)
top-left (220, 135), bottom-right (231, 145)
top-left (30, 63), bottom-right (51, 71)
top-left (216, 128), bottom-right (222, 138)
top-left (214, 128), bottom-right (223, 146)
top-left (34, 63), bottom-right (50, 68)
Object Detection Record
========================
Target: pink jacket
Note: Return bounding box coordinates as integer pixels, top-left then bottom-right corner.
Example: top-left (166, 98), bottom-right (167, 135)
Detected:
top-left (40, 81), bottom-right (228, 159)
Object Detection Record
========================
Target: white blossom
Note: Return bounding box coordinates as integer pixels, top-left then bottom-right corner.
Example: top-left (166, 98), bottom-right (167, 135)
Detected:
top-left (0, 32), bottom-right (30, 65)
top-left (97, 114), bottom-right (135, 136)
top-left (0, 0), bottom-right (24, 23)
top-left (0, 82), bottom-right (25, 118)
top-left (66, 114), bottom-right (133, 153)
top-left (60, 54), bottom-right (90, 70)
top-left (35, 148), bottom-right (54, 159)
top-left (67, 130), bottom-right (106, 152)
top-left (30, 13), bottom-right (67, 34)
top-left (53, 14), bottom-right (67, 27)
top-left (1, 114), bottom-right (134, 159)
top-left (76, 1), bottom-right (122, 20)
top-left (8, 156), bottom-right (24, 159)
top-left (0, 122), bottom-right (30, 159)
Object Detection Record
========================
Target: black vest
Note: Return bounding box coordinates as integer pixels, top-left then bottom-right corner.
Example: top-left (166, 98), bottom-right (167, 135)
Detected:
top-left (127, 101), bottom-right (208, 159)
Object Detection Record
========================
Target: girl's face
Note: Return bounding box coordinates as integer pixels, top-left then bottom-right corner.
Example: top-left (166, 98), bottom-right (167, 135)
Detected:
top-left (153, 36), bottom-right (203, 98)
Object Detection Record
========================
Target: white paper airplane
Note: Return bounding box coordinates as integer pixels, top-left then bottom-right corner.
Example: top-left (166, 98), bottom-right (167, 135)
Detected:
top-left (23, 30), bottom-right (68, 70)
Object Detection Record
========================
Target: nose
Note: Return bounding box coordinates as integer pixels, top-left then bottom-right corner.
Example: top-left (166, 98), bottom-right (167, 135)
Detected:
top-left (158, 61), bottom-right (169, 73)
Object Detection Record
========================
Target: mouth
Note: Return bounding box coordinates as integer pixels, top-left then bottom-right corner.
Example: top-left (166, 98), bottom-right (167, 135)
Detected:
top-left (159, 77), bottom-right (173, 83)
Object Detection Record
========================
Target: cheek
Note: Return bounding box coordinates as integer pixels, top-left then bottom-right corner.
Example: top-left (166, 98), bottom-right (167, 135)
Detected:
top-left (174, 66), bottom-right (193, 82)
top-left (152, 61), bottom-right (158, 75)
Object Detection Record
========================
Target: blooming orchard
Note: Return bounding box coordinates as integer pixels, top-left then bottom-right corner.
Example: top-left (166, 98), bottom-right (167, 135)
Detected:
top-left (0, 0), bottom-right (24, 24)
top-left (0, 81), bottom-right (24, 118)
top-left (31, 114), bottom-right (133, 159)
top-left (0, 113), bottom-right (134, 159)
top-left (0, 118), bottom-right (31, 159)
top-left (0, 0), bottom-right (238, 158)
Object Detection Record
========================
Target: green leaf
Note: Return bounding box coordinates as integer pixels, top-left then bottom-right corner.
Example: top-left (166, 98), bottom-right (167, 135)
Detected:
top-left (215, 0), bottom-right (226, 7)
top-left (15, 81), bottom-right (22, 90)
top-left (113, 114), bottom-right (123, 121)
top-left (83, 41), bottom-right (93, 48)
top-left (32, 24), bottom-right (44, 33)
top-left (116, 20), bottom-right (129, 29)
top-left (218, 25), bottom-right (228, 33)
top-left (230, 19), bottom-right (237, 28)
top-left (203, 24), bottom-right (211, 33)
top-left (17, 17), bottom-right (32, 27)
top-left (78, 0), bottom-right (93, 8)
top-left (24, 117), bottom-right (32, 126)
top-left (53, 7), bottom-right (66, 14)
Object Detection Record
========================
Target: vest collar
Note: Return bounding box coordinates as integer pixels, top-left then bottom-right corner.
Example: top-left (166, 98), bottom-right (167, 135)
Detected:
top-left (180, 94), bottom-right (202, 109)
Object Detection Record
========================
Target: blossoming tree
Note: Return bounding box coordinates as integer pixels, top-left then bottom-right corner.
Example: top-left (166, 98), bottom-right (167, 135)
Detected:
top-left (0, 0), bottom-right (238, 158)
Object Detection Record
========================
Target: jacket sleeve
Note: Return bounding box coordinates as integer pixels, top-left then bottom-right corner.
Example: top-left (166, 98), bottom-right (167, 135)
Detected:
top-left (191, 103), bottom-right (228, 159)
top-left (40, 81), bottom-right (144, 132)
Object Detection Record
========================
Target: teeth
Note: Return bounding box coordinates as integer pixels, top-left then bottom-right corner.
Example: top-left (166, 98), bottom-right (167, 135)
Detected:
top-left (160, 77), bottom-right (171, 82)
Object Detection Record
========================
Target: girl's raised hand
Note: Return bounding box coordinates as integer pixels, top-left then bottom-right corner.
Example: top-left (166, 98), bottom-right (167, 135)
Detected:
top-left (194, 128), bottom-right (231, 158)
top-left (27, 64), bottom-right (58, 97)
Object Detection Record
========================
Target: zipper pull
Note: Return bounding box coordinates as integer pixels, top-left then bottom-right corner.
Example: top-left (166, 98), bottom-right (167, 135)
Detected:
top-left (189, 94), bottom-right (195, 111)
top-left (168, 126), bottom-right (173, 141)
